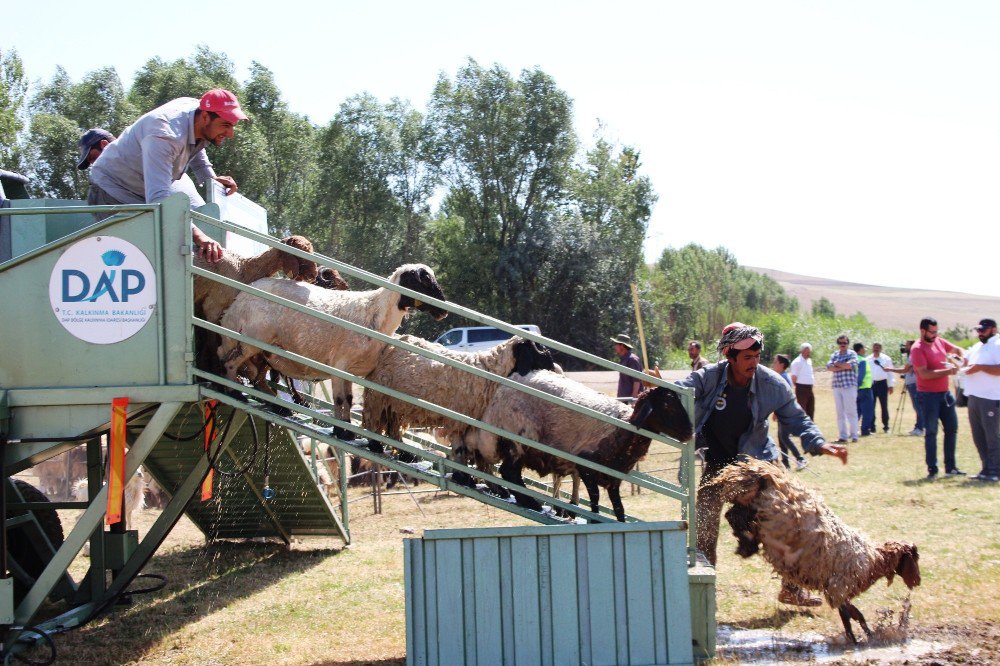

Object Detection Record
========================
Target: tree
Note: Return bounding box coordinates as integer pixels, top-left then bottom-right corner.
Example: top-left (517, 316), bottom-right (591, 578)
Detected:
top-left (242, 62), bottom-right (317, 235)
top-left (812, 297), bottom-right (836, 318)
top-left (0, 48), bottom-right (28, 173)
top-left (532, 138), bottom-right (656, 357)
top-left (26, 66), bottom-right (134, 198)
top-left (427, 59), bottom-right (577, 321)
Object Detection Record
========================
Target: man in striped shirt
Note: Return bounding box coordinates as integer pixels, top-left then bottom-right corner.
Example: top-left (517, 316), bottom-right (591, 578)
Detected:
top-left (827, 335), bottom-right (859, 442)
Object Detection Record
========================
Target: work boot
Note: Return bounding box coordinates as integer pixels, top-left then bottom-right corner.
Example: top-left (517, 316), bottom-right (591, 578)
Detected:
top-left (778, 587), bottom-right (822, 607)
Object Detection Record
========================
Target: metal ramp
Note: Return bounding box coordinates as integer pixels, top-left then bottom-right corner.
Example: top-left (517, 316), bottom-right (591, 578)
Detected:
top-left (1, 192), bottom-right (713, 661)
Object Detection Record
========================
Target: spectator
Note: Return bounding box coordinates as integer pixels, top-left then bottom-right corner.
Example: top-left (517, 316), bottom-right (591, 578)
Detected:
top-left (854, 342), bottom-right (876, 437)
top-left (790, 342), bottom-right (816, 419)
top-left (909, 317), bottom-right (965, 479)
top-left (961, 318), bottom-right (1000, 482)
top-left (674, 322), bottom-right (846, 607)
top-left (77, 128), bottom-right (114, 170)
top-left (688, 340), bottom-right (709, 371)
top-left (88, 89), bottom-right (249, 263)
top-left (771, 353), bottom-right (808, 471)
top-left (611, 333), bottom-right (642, 399)
top-left (827, 334), bottom-right (860, 443)
top-left (886, 340), bottom-right (925, 436)
top-left (869, 342), bottom-right (895, 433)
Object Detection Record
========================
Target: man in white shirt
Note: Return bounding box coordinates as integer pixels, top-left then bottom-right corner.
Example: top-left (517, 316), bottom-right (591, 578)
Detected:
top-left (963, 318), bottom-right (1000, 481)
top-left (868, 342), bottom-right (896, 433)
top-left (789, 342), bottom-right (815, 419)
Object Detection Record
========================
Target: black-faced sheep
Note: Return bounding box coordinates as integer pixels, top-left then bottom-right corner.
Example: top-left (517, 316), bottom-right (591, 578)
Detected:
top-left (706, 458), bottom-right (921, 644)
top-left (464, 370), bottom-right (693, 520)
top-left (217, 264), bottom-right (448, 412)
top-left (361, 334), bottom-right (555, 446)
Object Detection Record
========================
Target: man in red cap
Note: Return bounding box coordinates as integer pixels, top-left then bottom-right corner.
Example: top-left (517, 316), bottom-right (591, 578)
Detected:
top-left (87, 89), bottom-right (249, 263)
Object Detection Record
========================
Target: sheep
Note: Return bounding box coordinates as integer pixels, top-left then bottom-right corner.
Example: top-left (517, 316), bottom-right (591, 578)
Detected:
top-left (706, 458), bottom-right (921, 644)
top-left (217, 264), bottom-right (448, 418)
top-left (361, 334), bottom-right (556, 447)
top-left (193, 235), bottom-right (319, 326)
top-left (193, 236), bottom-right (320, 377)
top-left (359, 334), bottom-right (556, 487)
top-left (463, 370), bottom-right (693, 520)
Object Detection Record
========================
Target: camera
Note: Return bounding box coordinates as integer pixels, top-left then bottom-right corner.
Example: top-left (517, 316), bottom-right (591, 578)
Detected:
top-left (899, 340), bottom-right (914, 356)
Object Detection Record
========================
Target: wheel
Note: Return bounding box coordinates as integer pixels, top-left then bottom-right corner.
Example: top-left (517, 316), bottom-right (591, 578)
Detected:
top-left (6, 478), bottom-right (65, 602)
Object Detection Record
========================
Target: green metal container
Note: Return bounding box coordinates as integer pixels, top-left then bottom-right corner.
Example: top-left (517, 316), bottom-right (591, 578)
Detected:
top-left (405, 521), bottom-right (715, 665)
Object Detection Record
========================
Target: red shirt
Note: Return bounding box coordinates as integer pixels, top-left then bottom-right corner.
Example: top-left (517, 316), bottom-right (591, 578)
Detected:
top-left (909, 336), bottom-right (958, 392)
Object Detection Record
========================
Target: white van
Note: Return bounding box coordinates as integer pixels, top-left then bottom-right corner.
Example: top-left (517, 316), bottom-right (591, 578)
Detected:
top-left (434, 325), bottom-right (541, 353)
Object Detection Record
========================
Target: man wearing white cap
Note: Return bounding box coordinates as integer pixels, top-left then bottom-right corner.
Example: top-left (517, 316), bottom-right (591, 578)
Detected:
top-left (789, 342), bottom-right (815, 419)
top-left (88, 89), bottom-right (249, 263)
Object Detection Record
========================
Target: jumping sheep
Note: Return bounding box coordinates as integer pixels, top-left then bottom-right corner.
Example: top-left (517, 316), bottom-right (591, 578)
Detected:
top-left (217, 264), bottom-right (448, 412)
top-left (706, 458), bottom-right (921, 644)
top-left (464, 370), bottom-right (693, 520)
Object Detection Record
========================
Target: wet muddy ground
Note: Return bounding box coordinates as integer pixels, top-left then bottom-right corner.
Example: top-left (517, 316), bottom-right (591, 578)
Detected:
top-left (715, 619), bottom-right (998, 664)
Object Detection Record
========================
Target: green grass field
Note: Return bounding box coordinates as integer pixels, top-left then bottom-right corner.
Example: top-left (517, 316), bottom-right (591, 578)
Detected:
top-left (30, 387), bottom-right (1000, 664)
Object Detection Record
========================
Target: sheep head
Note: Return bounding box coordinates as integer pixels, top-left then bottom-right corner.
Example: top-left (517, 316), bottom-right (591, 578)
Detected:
top-left (633, 386), bottom-right (693, 444)
top-left (280, 235), bottom-right (319, 282)
top-left (884, 541), bottom-right (921, 589)
top-left (724, 503), bottom-right (761, 558)
top-left (392, 264), bottom-right (448, 321)
top-left (511, 338), bottom-right (556, 376)
top-left (315, 267), bottom-right (350, 290)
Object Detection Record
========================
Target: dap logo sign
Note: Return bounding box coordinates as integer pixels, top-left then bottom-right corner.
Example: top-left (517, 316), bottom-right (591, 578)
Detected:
top-left (48, 236), bottom-right (157, 344)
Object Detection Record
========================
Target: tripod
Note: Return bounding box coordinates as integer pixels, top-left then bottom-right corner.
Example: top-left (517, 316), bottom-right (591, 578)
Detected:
top-left (891, 385), bottom-right (909, 435)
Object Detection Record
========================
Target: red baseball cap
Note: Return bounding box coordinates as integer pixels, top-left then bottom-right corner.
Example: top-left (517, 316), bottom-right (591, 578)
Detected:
top-left (199, 89), bottom-right (248, 123)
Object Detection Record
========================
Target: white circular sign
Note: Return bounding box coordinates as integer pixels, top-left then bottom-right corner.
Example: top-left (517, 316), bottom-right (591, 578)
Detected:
top-left (48, 236), bottom-right (157, 344)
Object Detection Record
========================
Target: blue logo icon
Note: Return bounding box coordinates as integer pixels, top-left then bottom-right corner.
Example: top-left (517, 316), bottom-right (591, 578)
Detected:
top-left (61, 249), bottom-right (146, 303)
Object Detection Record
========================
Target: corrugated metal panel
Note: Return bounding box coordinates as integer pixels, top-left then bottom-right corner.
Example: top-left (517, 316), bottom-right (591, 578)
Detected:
top-left (406, 522), bottom-right (702, 666)
top-left (141, 403), bottom-right (345, 541)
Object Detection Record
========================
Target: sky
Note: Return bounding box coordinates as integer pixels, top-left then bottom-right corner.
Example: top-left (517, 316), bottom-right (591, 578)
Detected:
top-left (7, 1), bottom-right (1000, 297)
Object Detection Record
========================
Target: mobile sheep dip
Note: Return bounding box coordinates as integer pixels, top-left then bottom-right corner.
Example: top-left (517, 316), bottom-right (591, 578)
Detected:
top-left (0, 179), bottom-right (715, 665)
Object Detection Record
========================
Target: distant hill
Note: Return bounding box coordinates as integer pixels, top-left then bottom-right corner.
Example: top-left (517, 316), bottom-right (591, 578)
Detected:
top-left (747, 267), bottom-right (1000, 333)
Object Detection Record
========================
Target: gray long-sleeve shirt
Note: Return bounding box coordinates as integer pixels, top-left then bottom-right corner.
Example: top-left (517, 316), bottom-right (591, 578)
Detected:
top-left (90, 97), bottom-right (217, 204)
top-left (674, 360), bottom-right (827, 462)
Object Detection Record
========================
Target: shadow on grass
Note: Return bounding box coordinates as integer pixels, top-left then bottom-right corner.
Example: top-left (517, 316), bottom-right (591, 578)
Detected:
top-left (47, 540), bottom-right (347, 664)
top-left (727, 607), bottom-right (815, 631)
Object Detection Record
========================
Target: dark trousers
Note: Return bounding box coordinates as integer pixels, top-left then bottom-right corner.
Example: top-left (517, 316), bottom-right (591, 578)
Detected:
top-left (905, 383), bottom-right (925, 429)
top-left (967, 396), bottom-right (1000, 477)
top-left (776, 422), bottom-right (804, 468)
top-left (872, 379), bottom-right (890, 430)
top-left (794, 384), bottom-right (815, 419)
top-left (918, 390), bottom-right (958, 474)
top-left (857, 387), bottom-right (875, 434)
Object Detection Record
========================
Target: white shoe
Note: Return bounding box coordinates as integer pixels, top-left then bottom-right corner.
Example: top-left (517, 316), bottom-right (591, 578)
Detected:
top-left (795, 459), bottom-right (808, 471)
top-left (909, 428), bottom-right (924, 437)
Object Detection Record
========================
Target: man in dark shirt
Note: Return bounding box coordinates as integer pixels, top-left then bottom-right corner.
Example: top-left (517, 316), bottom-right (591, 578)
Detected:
top-left (675, 322), bottom-right (848, 607)
top-left (688, 340), bottom-right (709, 371)
top-left (611, 333), bottom-right (642, 399)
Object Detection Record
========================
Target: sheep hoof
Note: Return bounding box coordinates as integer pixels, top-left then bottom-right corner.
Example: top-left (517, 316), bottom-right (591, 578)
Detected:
top-left (267, 403), bottom-right (295, 418)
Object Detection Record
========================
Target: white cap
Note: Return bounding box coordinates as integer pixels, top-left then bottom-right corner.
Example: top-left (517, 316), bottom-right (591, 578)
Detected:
top-left (800, 342), bottom-right (812, 350)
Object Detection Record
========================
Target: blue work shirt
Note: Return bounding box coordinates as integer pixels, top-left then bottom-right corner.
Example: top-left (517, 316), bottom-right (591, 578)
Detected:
top-left (90, 97), bottom-right (217, 205)
top-left (674, 361), bottom-right (827, 463)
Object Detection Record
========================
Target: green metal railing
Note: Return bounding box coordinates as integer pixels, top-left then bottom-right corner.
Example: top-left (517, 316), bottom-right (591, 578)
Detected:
top-left (187, 211), bottom-right (700, 559)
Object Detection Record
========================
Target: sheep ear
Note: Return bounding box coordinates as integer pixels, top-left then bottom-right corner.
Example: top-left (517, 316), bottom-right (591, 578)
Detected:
top-left (634, 401), bottom-right (654, 429)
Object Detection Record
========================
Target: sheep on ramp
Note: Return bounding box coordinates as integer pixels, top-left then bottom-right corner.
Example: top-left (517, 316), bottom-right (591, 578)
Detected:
top-left (465, 370), bottom-right (693, 520)
top-left (706, 458), bottom-right (921, 644)
top-left (217, 264), bottom-right (448, 406)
